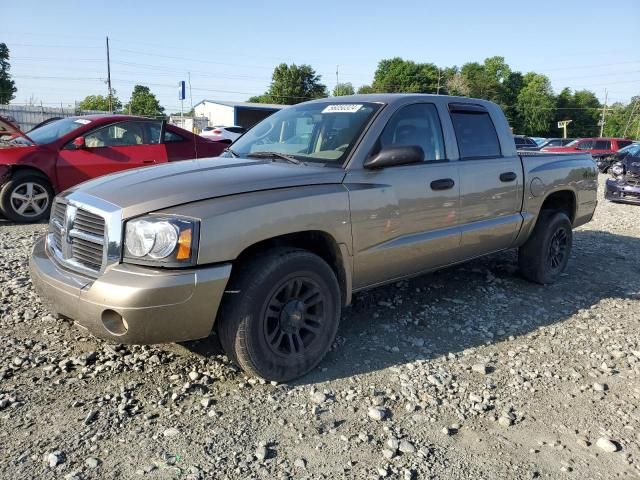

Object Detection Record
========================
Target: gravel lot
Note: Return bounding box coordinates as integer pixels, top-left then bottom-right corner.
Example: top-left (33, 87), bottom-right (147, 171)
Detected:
top-left (1, 174), bottom-right (639, 480)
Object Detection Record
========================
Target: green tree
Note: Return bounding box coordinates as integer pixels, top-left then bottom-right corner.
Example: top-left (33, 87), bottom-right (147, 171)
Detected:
top-left (371, 57), bottom-right (439, 93)
top-left (123, 85), bottom-right (165, 117)
top-left (0, 43), bottom-right (17, 104)
top-left (357, 85), bottom-right (376, 94)
top-left (603, 96), bottom-right (640, 138)
top-left (254, 63), bottom-right (327, 105)
top-left (78, 91), bottom-right (122, 112)
top-left (553, 88), bottom-right (601, 138)
top-left (516, 73), bottom-right (555, 135)
top-left (333, 82), bottom-right (355, 97)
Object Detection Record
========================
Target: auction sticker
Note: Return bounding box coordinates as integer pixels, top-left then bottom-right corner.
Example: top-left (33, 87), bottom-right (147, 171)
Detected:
top-left (322, 104), bottom-right (363, 113)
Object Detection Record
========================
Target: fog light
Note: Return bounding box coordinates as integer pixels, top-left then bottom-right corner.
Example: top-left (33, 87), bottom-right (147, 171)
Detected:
top-left (101, 310), bottom-right (128, 336)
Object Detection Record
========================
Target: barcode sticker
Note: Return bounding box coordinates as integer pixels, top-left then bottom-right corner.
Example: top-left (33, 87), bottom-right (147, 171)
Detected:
top-left (321, 104), bottom-right (363, 113)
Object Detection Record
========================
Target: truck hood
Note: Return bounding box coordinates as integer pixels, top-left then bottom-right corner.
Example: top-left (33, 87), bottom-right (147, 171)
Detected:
top-left (67, 156), bottom-right (346, 218)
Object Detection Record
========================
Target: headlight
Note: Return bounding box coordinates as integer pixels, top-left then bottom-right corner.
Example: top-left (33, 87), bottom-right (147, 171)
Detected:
top-left (611, 163), bottom-right (625, 177)
top-left (124, 216), bottom-right (198, 266)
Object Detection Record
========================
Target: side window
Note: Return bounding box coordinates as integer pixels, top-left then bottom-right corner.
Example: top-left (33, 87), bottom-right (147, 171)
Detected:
top-left (617, 140), bottom-right (632, 149)
top-left (593, 140), bottom-right (611, 149)
top-left (227, 127), bottom-right (246, 134)
top-left (164, 130), bottom-right (185, 143)
top-left (576, 140), bottom-right (594, 150)
top-left (378, 103), bottom-right (446, 161)
top-left (85, 121), bottom-right (162, 148)
top-left (449, 108), bottom-right (501, 159)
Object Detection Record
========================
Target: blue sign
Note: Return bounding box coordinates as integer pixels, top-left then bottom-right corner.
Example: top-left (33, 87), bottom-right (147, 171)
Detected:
top-left (178, 81), bottom-right (186, 101)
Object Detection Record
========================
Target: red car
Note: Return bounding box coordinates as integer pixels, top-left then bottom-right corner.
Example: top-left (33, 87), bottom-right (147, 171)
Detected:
top-left (541, 137), bottom-right (634, 158)
top-left (0, 115), bottom-right (227, 222)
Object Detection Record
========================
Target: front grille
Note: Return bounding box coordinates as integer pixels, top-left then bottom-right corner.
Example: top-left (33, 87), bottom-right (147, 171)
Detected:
top-left (625, 173), bottom-right (640, 187)
top-left (48, 200), bottom-right (107, 275)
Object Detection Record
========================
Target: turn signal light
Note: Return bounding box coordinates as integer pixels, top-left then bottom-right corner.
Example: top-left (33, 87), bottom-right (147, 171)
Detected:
top-left (176, 228), bottom-right (192, 260)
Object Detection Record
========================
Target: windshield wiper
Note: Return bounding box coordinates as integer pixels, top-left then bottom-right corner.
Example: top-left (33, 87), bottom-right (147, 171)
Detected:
top-left (246, 151), bottom-right (302, 165)
top-left (224, 147), bottom-right (239, 157)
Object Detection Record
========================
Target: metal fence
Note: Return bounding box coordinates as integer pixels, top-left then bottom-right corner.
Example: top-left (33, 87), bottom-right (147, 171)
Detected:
top-left (0, 105), bottom-right (106, 132)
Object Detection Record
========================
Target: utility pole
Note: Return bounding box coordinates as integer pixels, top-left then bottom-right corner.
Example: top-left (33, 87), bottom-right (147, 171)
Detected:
top-left (599, 89), bottom-right (608, 137)
top-left (623, 98), bottom-right (639, 137)
top-left (436, 68), bottom-right (442, 95)
top-left (106, 36), bottom-right (112, 113)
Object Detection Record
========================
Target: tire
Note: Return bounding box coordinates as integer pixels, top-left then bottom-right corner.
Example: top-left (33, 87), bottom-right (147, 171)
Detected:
top-left (518, 210), bottom-right (573, 285)
top-left (217, 248), bottom-right (341, 382)
top-left (0, 172), bottom-right (54, 223)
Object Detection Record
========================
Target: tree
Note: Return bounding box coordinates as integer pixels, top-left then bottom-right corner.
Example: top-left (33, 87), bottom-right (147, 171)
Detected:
top-left (516, 73), bottom-right (555, 135)
top-left (553, 88), bottom-right (601, 138)
top-left (371, 57), bottom-right (439, 93)
top-left (78, 91), bottom-right (122, 112)
top-left (252, 64), bottom-right (327, 105)
top-left (333, 82), bottom-right (355, 97)
top-left (602, 96), bottom-right (640, 138)
top-left (0, 43), bottom-right (17, 104)
top-left (357, 85), bottom-right (376, 94)
top-left (123, 85), bottom-right (165, 117)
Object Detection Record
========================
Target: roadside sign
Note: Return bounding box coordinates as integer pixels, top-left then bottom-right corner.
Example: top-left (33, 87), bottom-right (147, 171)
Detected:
top-left (178, 81), bottom-right (186, 101)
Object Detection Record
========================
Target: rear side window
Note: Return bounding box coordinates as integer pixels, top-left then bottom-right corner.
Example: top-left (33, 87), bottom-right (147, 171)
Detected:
top-left (594, 140), bottom-right (611, 149)
top-left (576, 141), bottom-right (594, 150)
top-left (450, 109), bottom-right (501, 159)
top-left (379, 103), bottom-right (446, 161)
top-left (164, 130), bottom-right (185, 143)
top-left (226, 127), bottom-right (246, 134)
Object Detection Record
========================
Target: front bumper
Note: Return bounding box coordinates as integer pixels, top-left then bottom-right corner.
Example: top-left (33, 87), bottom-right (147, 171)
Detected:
top-left (29, 236), bottom-right (232, 344)
top-left (605, 178), bottom-right (640, 205)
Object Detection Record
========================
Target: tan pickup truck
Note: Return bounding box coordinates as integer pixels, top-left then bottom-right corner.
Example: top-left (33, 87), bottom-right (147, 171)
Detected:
top-left (30, 94), bottom-right (598, 381)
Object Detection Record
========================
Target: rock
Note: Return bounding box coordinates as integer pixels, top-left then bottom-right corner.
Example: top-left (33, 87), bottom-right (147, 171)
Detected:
top-left (255, 446), bottom-right (268, 461)
top-left (311, 391), bottom-right (327, 404)
top-left (399, 439), bottom-right (416, 454)
top-left (84, 409), bottom-right (98, 425)
top-left (163, 427), bottom-right (180, 437)
top-left (85, 457), bottom-right (100, 468)
top-left (472, 363), bottom-right (489, 374)
top-left (382, 448), bottom-right (396, 459)
top-left (47, 451), bottom-right (63, 468)
top-left (367, 406), bottom-right (387, 421)
top-left (294, 458), bottom-right (306, 469)
top-left (498, 415), bottom-right (513, 427)
top-left (188, 371), bottom-right (201, 381)
top-left (595, 437), bottom-right (619, 453)
top-left (593, 383), bottom-right (608, 392)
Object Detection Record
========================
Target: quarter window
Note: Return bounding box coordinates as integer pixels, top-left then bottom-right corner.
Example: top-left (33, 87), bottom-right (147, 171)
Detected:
top-left (593, 140), bottom-right (611, 150)
top-left (164, 130), bottom-right (185, 143)
top-left (576, 141), bottom-right (594, 150)
top-left (450, 109), bottom-right (501, 159)
top-left (378, 103), bottom-right (446, 161)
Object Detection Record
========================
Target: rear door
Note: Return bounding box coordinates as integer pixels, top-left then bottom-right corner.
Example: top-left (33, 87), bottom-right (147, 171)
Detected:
top-left (592, 140), bottom-right (612, 158)
top-left (451, 103), bottom-right (523, 258)
top-left (57, 120), bottom-right (166, 190)
top-left (162, 125), bottom-right (197, 161)
top-left (346, 102), bottom-right (461, 289)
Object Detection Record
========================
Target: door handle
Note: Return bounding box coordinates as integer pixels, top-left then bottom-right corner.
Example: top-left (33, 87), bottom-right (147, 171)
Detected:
top-left (143, 159), bottom-right (155, 164)
top-left (430, 178), bottom-right (455, 190)
top-left (500, 172), bottom-right (517, 182)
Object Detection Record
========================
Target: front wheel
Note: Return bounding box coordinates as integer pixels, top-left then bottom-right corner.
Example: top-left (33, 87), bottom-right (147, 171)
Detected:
top-left (0, 173), bottom-right (54, 222)
top-left (518, 210), bottom-right (573, 284)
top-left (217, 248), bottom-right (341, 382)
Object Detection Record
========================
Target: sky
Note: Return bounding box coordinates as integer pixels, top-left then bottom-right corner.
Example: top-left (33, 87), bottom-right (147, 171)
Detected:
top-left (3, 0), bottom-right (639, 112)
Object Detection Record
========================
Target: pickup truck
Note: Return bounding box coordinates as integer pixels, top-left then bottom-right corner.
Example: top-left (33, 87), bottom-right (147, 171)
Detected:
top-left (29, 94), bottom-right (598, 382)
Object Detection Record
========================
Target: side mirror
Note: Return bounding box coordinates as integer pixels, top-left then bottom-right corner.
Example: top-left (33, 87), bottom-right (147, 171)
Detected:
top-left (72, 136), bottom-right (86, 149)
top-left (363, 145), bottom-right (424, 169)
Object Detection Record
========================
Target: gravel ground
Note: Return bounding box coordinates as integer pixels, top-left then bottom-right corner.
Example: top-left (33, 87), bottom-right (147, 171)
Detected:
top-left (1, 174), bottom-right (639, 480)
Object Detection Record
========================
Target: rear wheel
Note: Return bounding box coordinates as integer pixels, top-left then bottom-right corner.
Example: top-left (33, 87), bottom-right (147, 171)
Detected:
top-left (518, 210), bottom-right (573, 284)
top-left (0, 173), bottom-right (53, 222)
top-left (217, 248), bottom-right (341, 382)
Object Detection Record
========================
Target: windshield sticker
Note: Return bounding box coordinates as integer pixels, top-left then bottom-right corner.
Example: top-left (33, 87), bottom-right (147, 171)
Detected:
top-left (74, 119), bottom-right (92, 125)
top-left (322, 104), bottom-right (363, 114)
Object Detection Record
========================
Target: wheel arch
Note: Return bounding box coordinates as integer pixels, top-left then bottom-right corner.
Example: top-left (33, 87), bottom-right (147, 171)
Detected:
top-left (539, 189), bottom-right (577, 223)
top-left (231, 230), bottom-right (352, 306)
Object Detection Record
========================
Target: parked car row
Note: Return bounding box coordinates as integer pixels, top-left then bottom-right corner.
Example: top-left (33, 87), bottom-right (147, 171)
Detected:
top-left (514, 135), bottom-right (635, 160)
top-left (0, 115), bottom-right (227, 222)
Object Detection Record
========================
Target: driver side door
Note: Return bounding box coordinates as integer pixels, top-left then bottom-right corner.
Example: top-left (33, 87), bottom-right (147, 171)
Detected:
top-left (56, 120), bottom-right (166, 191)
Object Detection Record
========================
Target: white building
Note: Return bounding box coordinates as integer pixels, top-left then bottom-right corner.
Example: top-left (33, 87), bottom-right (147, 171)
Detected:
top-left (193, 100), bottom-right (285, 129)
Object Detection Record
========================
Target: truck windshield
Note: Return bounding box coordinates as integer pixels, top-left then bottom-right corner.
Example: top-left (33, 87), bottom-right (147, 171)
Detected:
top-left (19, 117), bottom-right (89, 145)
top-left (230, 102), bottom-right (381, 166)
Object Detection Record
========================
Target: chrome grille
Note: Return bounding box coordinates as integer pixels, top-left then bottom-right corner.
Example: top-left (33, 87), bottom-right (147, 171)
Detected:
top-left (47, 199), bottom-right (108, 276)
